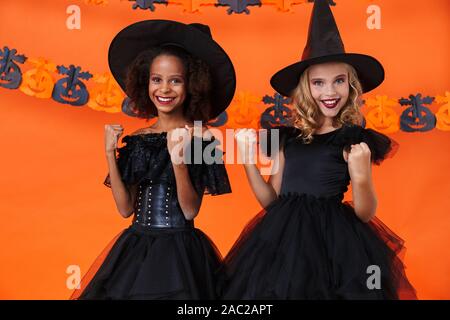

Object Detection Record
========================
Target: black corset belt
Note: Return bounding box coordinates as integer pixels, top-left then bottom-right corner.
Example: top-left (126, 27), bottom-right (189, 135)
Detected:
top-left (133, 180), bottom-right (194, 229)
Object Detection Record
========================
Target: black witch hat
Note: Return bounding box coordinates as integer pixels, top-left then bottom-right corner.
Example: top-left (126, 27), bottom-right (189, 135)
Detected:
top-left (108, 20), bottom-right (236, 120)
top-left (270, 0), bottom-right (384, 96)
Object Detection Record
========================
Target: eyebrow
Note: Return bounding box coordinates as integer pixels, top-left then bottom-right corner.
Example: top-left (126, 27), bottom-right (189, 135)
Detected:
top-left (310, 74), bottom-right (347, 81)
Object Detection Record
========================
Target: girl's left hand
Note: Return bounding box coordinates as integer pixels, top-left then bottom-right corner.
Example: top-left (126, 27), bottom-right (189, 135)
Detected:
top-left (167, 125), bottom-right (193, 165)
top-left (345, 142), bottom-right (372, 183)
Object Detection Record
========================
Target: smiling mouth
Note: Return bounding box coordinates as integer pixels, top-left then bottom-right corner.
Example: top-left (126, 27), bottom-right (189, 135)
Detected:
top-left (320, 98), bottom-right (341, 109)
top-left (156, 96), bottom-right (176, 105)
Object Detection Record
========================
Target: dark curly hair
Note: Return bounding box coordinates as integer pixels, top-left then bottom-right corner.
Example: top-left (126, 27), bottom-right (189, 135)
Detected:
top-left (125, 45), bottom-right (212, 122)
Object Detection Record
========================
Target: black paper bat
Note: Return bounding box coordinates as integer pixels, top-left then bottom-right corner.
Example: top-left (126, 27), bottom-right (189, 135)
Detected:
top-left (216, 0), bottom-right (262, 14)
top-left (130, 0), bottom-right (168, 12)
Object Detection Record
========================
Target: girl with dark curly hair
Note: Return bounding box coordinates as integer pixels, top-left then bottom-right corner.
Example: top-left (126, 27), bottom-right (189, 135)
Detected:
top-left (70, 20), bottom-right (236, 300)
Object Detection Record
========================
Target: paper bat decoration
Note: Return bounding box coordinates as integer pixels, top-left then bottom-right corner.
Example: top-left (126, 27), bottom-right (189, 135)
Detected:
top-left (216, 0), bottom-right (262, 14)
top-left (130, 0), bottom-right (168, 11)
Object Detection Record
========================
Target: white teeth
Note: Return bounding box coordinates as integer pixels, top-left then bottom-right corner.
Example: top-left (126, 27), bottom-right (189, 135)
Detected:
top-left (322, 99), bottom-right (338, 106)
top-left (157, 96), bottom-right (174, 102)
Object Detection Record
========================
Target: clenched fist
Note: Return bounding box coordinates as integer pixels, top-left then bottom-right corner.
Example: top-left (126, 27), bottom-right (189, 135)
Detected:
top-left (344, 142), bottom-right (372, 184)
top-left (167, 125), bottom-right (194, 165)
top-left (104, 124), bottom-right (124, 155)
top-left (235, 129), bottom-right (257, 164)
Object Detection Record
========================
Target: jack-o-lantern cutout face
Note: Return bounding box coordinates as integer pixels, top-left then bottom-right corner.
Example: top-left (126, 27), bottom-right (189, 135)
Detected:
top-left (400, 94), bottom-right (436, 132)
top-left (20, 58), bottom-right (56, 99)
top-left (0, 47), bottom-right (27, 89)
top-left (88, 73), bottom-right (123, 113)
top-left (365, 95), bottom-right (399, 134)
top-left (436, 92), bottom-right (450, 131)
top-left (52, 65), bottom-right (92, 106)
top-left (227, 91), bottom-right (262, 129)
top-left (260, 93), bottom-right (292, 129)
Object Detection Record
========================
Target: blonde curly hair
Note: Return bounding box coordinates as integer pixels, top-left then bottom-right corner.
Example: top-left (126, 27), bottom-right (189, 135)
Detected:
top-left (290, 63), bottom-right (363, 143)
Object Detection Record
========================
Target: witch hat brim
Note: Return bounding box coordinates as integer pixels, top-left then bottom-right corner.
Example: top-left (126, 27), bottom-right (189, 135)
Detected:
top-left (271, 53), bottom-right (384, 97)
top-left (270, 0), bottom-right (384, 96)
top-left (108, 20), bottom-right (236, 120)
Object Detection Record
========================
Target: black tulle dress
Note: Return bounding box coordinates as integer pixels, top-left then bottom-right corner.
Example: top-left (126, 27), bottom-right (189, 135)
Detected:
top-left (70, 132), bottom-right (231, 300)
top-left (220, 124), bottom-right (417, 300)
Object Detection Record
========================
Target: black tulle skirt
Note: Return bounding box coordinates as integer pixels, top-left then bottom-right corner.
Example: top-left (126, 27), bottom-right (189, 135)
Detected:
top-left (219, 193), bottom-right (417, 300)
top-left (70, 224), bottom-right (222, 300)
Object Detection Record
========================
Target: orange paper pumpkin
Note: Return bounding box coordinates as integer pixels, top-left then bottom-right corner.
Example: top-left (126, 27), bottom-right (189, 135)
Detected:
top-left (19, 58), bottom-right (56, 99)
top-left (87, 73), bottom-right (124, 113)
top-left (435, 92), bottom-right (450, 131)
top-left (364, 95), bottom-right (400, 134)
top-left (261, 0), bottom-right (307, 12)
top-left (169, 0), bottom-right (217, 13)
top-left (84, 0), bottom-right (109, 5)
top-left (226, 91), bottom-right (263, 129)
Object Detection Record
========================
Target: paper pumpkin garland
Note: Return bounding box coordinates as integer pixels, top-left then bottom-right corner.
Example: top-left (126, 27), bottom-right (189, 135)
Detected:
top-left (82, 0), bottom-right (336, 14)
top-left (1, 45), bottom-right (448, 135)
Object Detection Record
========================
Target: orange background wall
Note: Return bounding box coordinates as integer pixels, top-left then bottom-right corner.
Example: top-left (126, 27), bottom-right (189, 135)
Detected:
top-left (0, 0), bottom-right (449, 299)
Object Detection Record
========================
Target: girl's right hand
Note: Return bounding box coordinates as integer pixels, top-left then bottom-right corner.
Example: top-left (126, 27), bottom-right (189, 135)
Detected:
top-left (234, 128), bottom-right (257, 164)
top-left (105, 124), bottom-right (124, 155)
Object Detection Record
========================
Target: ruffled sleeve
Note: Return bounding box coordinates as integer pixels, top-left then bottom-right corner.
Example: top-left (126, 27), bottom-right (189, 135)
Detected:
top-left (337, 125), bottom-right (399, 165)
top-left (187, 136), bottom-right (232, 196)
top-left (103, 134), bottom-right (170, 188)
top-left (259, 125), bottom-right (298, 158)
top-left (103, 136), bottom-right (134, 188)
